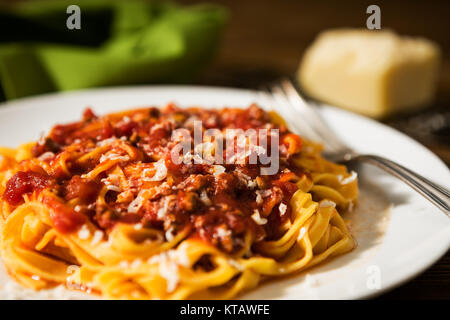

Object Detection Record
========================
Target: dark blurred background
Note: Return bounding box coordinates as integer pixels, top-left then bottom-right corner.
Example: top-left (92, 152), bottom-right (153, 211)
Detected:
top-left (183, 0), bottom-right (450, 91)
top-left (180, 0), bottom-right (450, 167)
top-left (1, 0), bottom-right (449, 299)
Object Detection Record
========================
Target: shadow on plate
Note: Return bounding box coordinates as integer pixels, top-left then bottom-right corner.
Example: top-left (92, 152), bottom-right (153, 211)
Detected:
top-left (240, 164), bottom-right (411, 299)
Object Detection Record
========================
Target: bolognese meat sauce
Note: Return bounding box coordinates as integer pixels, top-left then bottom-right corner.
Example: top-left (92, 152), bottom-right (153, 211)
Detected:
top-left (3, 104), bottom-right (304, 254)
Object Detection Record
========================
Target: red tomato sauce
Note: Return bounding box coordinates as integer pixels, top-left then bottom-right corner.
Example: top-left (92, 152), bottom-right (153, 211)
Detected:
top-left (3, 171), bottom-right (50, 206)
top-left (3, 104), bottom-right (305, 254)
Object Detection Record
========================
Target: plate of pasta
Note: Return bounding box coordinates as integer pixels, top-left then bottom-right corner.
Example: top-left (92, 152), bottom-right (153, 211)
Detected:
top-left (0, 86), bottom-right (449, 300)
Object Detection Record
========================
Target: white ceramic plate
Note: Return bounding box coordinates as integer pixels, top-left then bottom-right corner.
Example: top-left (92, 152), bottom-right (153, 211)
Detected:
top-left (0, 86), bottom-right (449, 300)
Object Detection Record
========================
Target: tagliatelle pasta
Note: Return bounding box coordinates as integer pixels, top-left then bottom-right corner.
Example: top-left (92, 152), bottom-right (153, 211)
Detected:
top-left (0, 103), bottom-right (358, 299)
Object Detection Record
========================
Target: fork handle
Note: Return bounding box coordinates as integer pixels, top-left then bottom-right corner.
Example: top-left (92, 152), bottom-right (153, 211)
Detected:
top-left (355, 154), bottom-right (450, 217)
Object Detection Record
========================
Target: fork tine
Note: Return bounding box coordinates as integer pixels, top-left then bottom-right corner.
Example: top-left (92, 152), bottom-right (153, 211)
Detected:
top-left (259, 80), bottom-right (350, 154)
top-left (259, 85), bottom-right (321, 143)
top-left (279, 79), bottom-right (351, 153)
top-left (257, 87), bottom-right (303, 135)
top-left (268, 85), bottom-right (327, 143)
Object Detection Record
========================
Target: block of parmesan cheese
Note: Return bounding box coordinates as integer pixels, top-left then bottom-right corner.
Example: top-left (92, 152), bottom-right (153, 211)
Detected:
top-left (298, 29), bottom-right (441, 118)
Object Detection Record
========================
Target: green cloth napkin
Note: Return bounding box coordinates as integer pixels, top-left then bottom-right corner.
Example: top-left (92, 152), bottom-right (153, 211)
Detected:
top-left (0, 0), bottom-right (228, 101)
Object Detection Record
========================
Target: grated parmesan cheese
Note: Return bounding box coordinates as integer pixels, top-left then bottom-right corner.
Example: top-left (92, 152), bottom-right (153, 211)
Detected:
top-left (0, 280), bottom-right (87, 300)
top-left (102, 173), bottom-right (120, 184)
top-left (106, 184), bottom-right (121, 192)
top-left (199, 190), bottom-right (212, 206)
top-left (78, 225), bottom-right (91, 240)
top-left (96, 137), bottom-right (118, 147)
top-left (127, 190), bottom-right (148, 214)
top-left (237, 171), bottom-right (256, 189)
top-left (147, 250), bottom-right (184, 292)
top-left (228, 259), bottom-right (244, 271)
top-left (251, 209), bottom-right (267, 225)
top-left (319, 200), bottom-right (336, 208)
top-left (165, 228), bottom-right (175, 242)
top-left (176, 246), bottom-right (190, 268)
top-left (194, 142), bottom-right (215, 157)
top-left (143, 159), bottom-right (167, 181)
top-left (38, 152), bottom-right (55, 161)
top-left (255, 189), bottom-right (272, 204)
top-left (255, 192), bottom-right (263, 205)
top-left (279, 203), bottom-right (287, 215)
top-left (157, 196), bottom-right (172, 219)
top-left (150, 123), bottom-right (164, 134)
top-left (215, 226), bottom-right (232, 239)
top-left (90, 230), bottom-right (104, 245)
top-left (339, 171), bottom-right (358, 184)
top-left (247, 179), bottom-right (257, 189)
top-left (99, 153), bottom-right (130, 163)
top-left (130, 259), bottom-right (142, 269)
top-left (180, 152), bottom-right (194, 164)
top-left (297, 227), bottom-right (307, 241)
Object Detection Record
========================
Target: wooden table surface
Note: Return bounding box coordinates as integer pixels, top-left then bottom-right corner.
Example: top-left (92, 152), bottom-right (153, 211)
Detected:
top-left (182, 0), bottom-right (450, 299)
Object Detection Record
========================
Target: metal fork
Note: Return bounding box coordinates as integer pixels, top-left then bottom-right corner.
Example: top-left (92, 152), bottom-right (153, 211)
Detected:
top-left (261, 78), bottom-right (450, 217)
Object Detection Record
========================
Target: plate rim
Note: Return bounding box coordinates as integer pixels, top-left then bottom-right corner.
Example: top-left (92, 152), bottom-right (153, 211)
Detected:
top-left (0, 85), bottom-right (449, 300)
